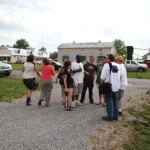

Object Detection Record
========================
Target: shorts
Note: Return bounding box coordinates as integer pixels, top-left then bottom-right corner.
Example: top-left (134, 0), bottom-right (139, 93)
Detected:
top-left (23, 78), bottom-right (38, 90)
top-left (118, 89), bottom-right (124, 100)
top-left (73, 83), bottom-right (83, 96)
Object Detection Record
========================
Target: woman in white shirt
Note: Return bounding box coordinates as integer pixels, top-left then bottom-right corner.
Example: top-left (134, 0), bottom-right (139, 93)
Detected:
top-left (22, 54), bottom-right (41, 106)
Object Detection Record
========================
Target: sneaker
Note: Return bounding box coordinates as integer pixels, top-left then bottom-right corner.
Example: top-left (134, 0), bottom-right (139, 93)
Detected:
top-left (102, 116), bottom-right (113, 122)
top-left (89, 101), bottom-right (94, 104)
top-left (74, 100), bottom-right (82, 106)
top-left (102, 103), bottom-right (106, 107)
top-left (71, 101), bottom-right (76, 108)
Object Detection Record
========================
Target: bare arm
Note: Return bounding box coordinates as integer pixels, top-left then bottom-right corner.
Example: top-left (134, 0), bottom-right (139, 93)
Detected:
top-left (34, 65), bottom-right (41, 78)
top-left (22, 66), bottom-right (25, 72)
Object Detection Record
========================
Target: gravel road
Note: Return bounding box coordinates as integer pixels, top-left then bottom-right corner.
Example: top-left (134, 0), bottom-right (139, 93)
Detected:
top-left (0, 78), bottom-right (150, 150)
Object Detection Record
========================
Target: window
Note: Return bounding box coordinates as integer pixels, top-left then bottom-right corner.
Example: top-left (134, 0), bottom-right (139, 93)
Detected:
top-left (126, 61), bottom-right (130, 64)
top-left (62, 56), bottom-right (69, 62)
top-left (131, 61), bottom-right (137, 65)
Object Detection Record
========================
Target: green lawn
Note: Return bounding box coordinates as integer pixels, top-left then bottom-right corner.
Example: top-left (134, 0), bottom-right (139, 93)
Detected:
top-left (12, 64), bottom-right (41, 71)
top-left (127, 69), bottom-right (150, 79)
top-left (0, 76), bottom-right (40, 102)
top-left (124, 105), bottom-right (150, 150)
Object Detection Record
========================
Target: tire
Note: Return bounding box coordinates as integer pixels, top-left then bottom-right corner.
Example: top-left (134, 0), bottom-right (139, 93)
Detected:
top-left (138, 68), bottom-right (144, 72)
top-left (5, 73), bottom-right (11, 76)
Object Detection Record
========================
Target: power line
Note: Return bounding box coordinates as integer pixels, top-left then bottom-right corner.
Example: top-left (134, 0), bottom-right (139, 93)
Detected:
top-left (134, 48), bottom-right (150, 51)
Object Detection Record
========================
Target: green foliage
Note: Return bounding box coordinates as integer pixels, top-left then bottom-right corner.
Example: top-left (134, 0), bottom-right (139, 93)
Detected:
top-left (50, 51), bottom-right (58, 59)
top-left (127, 46), bottom-right (134, 60)
top-left (114, 39), bottom-right (126, 56)
top-left (13, 39), bottom-right (29, 49)
top-left (39, 47), bottom-right (47, 53)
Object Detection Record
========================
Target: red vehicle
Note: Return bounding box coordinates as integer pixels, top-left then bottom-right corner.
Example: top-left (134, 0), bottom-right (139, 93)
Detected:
top-left (143, 60), bottom-right (150, 68)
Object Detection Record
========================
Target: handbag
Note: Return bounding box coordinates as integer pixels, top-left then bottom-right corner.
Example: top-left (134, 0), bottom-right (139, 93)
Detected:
top-left (99, 82), bottom-right (112, 94)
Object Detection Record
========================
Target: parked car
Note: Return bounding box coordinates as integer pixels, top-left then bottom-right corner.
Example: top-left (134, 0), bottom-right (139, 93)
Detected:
top-left (0, 61), bottom-right (12, 76)
top-left (49, 59), bottom-right (62, 70)
top-left (34, 60), bottom-right (42, 64)
top-left (16, 60), bottom-right (25, 64)
top-left (124, 60), bottom-right (148, 72)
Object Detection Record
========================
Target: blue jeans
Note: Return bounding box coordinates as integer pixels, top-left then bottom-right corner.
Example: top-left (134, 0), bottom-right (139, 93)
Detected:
top-left (104, 91), bottom-right (119, 118)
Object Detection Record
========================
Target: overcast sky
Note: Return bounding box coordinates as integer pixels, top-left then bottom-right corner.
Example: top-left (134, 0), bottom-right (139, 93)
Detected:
top-left (0, 0), bottom-right (150, 57)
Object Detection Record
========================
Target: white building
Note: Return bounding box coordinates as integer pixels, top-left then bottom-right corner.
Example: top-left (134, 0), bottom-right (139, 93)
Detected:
top-left (57, 41), bottom-right (116, 63)
top-left (0, 47), bottom-right (49, 63)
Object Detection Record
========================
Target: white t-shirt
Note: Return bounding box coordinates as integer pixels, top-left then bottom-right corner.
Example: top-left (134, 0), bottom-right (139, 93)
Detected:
top-left (23, 62), bottom-right (36, 79)
top-left (71, 62), bottom-right (84, 83)
top-left (119, 64), bottom-right (128, 90)
top-left (101, 62), bottom-right (121, 92)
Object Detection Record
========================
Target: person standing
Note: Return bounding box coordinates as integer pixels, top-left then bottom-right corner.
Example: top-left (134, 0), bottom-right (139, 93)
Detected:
top-left (38, 58), bottom-right (55, 106)
top-left (115, 55), bottom-right (128, 115)
top-left (101, 54), bottom-right (121, 121)
top-left (63, 61), bottom-right (74, 111)
top-left (71, 55), bottom-right (84, 107)
top-left (22, 54), bottom-right (41, 106)
top-left (56, 59), bottom-right (68, 105)
top-left (96, 56), bottom-right (106, 105)
top-left (80, 56), bottom-right (97, 104)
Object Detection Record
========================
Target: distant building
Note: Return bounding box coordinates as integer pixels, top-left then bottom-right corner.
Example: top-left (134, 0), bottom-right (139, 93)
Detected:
top-left (57, 41), bottom-right (116, 63)
top-left (142, 52), bottom-right (150, 60)
top-left (0, 47), bottom-right (49, 63)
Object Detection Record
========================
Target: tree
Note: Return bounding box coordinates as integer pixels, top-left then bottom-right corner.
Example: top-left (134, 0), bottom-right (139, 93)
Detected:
top-left (114, 39), bottom-right (126, 56)
top-left (50, 51), bottom-right (58, 59)
top-left (39, 47), bottom-right (47, 54)
top-left (13, 39), bottom-right (29, 49)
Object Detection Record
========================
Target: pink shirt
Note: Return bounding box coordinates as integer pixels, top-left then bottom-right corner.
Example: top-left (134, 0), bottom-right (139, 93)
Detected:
top-left (40, 65), bottom-right (55, 80)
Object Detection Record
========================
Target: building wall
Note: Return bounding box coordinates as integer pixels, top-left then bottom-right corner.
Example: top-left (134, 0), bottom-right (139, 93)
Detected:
top-left (58, 48), bottom-right (112, 64)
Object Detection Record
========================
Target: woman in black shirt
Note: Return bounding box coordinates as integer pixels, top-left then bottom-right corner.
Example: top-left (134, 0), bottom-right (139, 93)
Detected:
top-left (63, 61), bottom-right (74, 111)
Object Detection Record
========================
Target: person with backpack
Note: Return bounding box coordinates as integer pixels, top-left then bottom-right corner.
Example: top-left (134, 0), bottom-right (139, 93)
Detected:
top-left (100, 54), bottom-right (121, 122)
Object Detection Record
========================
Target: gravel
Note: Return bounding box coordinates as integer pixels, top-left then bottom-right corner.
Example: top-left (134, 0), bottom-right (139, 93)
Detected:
top-left (0, 78), bottom-right (150, 150)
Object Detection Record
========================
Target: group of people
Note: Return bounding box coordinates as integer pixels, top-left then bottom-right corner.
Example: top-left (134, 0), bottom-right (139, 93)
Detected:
top-left (22, 54), bottom-right (55, 106)
top-left (22, 53), bottom-right (127, 121)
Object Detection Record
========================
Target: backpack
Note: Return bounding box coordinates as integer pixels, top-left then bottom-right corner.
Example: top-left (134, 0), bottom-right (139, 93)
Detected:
top-left (109, 63), bottom-right (118, 73)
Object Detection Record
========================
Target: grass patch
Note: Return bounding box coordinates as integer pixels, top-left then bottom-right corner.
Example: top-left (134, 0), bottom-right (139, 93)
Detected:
top-left (0, 76), bottom-right (40, 102)
top-left (12, 64), bottom-right (41, 71)
top-left (11, 64), bottom-right (58, 73)
top-left (127, 69), bottom-right (150, 79)
top-left (124, 105), bottom-right (150, 150)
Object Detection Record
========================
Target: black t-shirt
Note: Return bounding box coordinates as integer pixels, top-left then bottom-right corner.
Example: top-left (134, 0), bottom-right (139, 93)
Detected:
top-left (62, 70), bottom-right (74, 87)
top-left (84, 63), bottom-right (97, 81)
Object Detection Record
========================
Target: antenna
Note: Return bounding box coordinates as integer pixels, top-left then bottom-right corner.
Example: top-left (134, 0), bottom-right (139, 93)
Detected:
top-left (42, 24), bottom-right (43, 48)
